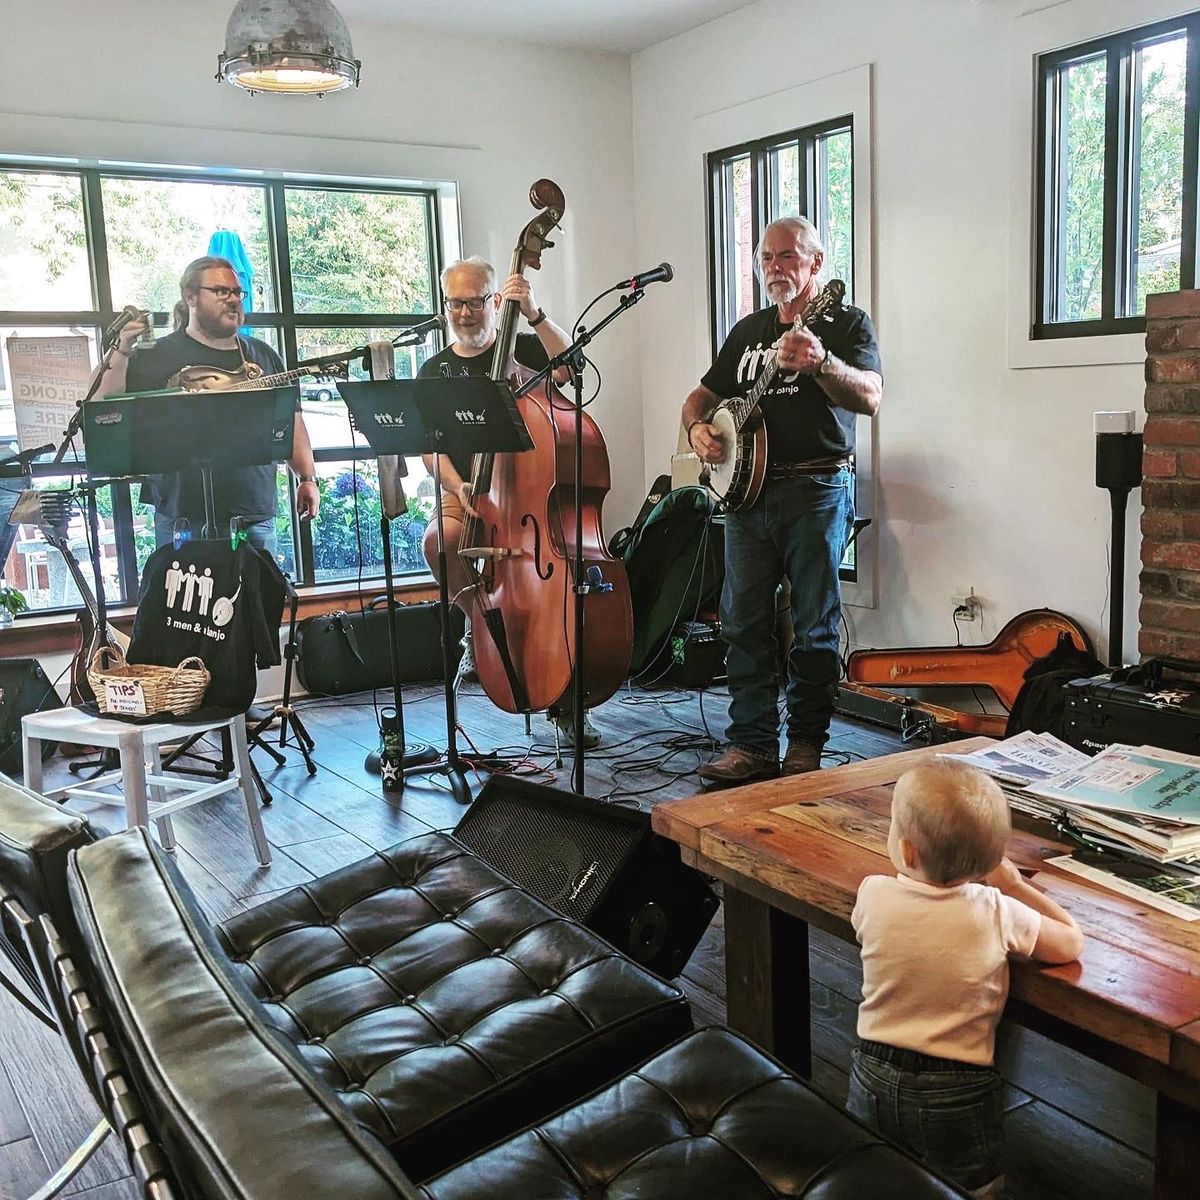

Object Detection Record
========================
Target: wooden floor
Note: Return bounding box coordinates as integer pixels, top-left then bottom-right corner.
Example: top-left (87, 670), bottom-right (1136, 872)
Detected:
top-left (1, 682), bottom-right (1153, 1199)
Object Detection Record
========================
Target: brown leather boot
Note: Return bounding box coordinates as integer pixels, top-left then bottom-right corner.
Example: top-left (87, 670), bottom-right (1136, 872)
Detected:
top-left (782, 739), bottom-right (824, 776)
top-left (697, 747), bottom-right (780, 788)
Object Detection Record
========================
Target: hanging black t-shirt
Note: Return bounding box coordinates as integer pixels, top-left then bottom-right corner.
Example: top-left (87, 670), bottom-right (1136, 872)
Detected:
top-left (417, 334), bottom-right (549, 479)
top-left (127, 541), bottom-right (286, 714)
top-left (701, 302), bottom-right (882, 465)
top-left (124, 330), bottom-right (288, 522)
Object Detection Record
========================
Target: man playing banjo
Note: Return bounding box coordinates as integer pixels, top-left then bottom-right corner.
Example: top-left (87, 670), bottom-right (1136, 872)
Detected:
top-left (681, 216), bottom-right (882, 787)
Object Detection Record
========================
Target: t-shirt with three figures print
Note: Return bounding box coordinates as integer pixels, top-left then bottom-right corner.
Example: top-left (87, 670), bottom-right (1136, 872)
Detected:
top-left (127, 541), bottom-right (286, 715)
top-left (701, 301), bottom-right (881, 466)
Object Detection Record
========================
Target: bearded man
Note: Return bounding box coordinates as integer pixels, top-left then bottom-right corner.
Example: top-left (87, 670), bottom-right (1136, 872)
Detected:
top-left (682, 217), bottom-right (882, 787)
top-left (101, 254), bottom-right (320, 553)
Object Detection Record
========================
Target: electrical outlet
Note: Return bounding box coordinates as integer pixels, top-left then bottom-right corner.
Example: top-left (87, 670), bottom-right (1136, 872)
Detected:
top-left (952, 588), bottom-right (979, 622)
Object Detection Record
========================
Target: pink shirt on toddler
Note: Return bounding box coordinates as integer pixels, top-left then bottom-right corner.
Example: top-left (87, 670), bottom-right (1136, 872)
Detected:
top-left (852, 873), bottom-right (1042, 1066)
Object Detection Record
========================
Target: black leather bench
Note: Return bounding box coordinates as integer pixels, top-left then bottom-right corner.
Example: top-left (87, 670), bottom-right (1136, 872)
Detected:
top-left (2, 777), bottom-right (970, 1199)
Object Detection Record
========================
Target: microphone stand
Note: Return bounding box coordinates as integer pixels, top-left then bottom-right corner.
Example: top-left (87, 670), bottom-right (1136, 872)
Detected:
top-left (513, 286), bottom-right (647, 795)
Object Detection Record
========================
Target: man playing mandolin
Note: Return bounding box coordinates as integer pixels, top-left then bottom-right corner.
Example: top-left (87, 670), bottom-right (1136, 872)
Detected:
top-left (682, 216), bottom-right (882, 787)
top-left (98, 255), bottom-right (320, 555)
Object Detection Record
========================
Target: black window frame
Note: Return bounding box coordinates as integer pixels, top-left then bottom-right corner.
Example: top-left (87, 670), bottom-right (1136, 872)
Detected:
top-left (705, 116), bottom-right (860, 582)
top-left (706, 115), bottom-right (854, 353)
top-left (1034, 13), bottom-right (1200, 339)
top-left (0, 158), bottom-right (445, 612)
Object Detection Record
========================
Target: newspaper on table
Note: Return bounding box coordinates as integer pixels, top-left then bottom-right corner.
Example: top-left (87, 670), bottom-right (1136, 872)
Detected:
top-left (941, 731), bottom-right (1090, 788)
top-left (1045, 853), bottom-right (1200, 921)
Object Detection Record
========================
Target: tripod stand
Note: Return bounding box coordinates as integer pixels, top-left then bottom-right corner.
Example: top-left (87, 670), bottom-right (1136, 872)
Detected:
top-left (339, 376), bottom-right (534, 803)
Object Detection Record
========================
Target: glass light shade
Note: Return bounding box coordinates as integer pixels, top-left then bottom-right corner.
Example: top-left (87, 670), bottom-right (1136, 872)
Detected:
top-left (217, 0), bottom-right (361, 95)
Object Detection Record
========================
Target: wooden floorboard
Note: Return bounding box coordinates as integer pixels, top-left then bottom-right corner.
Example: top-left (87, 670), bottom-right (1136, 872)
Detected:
top-left (5, 685), bottom-right (1155, 1198)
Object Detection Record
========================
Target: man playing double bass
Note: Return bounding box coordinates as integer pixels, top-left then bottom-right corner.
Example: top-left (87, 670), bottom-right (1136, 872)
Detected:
top-left (683, 216), bottom-right (882, 788)
top-left (419, 255), bottom-right (602, 749)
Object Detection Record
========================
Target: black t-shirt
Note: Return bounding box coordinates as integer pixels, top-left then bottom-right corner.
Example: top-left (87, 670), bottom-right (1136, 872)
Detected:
top-left (124, 330), bottom-right (287, 522)
top-left (418, 334), bottom-right (549, 478)
top-left (701, 302), bottom-right (882, 465)
top-left (128, 541), bottom-right (286, 714)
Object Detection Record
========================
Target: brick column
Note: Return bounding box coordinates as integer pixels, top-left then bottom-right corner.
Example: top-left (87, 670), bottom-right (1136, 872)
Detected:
top-left (1140, 290), bottom-right (1200, 659)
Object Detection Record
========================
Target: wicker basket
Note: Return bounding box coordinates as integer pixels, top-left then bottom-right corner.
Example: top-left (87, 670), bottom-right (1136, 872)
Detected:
top-left (87, 647), bottom-right (211, 717)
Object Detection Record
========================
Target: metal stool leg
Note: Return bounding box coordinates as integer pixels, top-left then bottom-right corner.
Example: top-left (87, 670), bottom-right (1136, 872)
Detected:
top-left (25, 1119), bottom-right (110, 1200)
top-left (229, 720), bottom-right (271, 866)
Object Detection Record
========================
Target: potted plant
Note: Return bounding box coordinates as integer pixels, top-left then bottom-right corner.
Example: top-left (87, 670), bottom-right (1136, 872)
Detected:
top-left (0, 585), bottom-right (28, 628)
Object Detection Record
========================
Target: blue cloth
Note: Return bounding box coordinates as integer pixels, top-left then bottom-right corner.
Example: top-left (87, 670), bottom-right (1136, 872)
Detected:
top-left (846, 1045), bottom-right (1005, 1194)
top-left (719, 468), bottom-right (853, 755)
top-left (154, 510), bottom-right (277, 560)
top-left (207, 230), bottom-right (255, 336)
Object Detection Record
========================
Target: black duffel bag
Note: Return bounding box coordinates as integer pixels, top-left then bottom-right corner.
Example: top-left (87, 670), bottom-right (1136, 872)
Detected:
top-left (295, 598), bottom-right (465, 695)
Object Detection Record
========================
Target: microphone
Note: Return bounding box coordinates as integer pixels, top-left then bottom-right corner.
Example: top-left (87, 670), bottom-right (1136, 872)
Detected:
top-left (102, 305), bottom-right (143, 346)
top-left (392, 314), bottom-right (445, 344)
top-left (618, 262), bottom-right (673, 290)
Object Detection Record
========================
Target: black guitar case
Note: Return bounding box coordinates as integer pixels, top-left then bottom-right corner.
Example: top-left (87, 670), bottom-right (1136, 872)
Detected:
top-left (295, 598), bottom-right (465, 695)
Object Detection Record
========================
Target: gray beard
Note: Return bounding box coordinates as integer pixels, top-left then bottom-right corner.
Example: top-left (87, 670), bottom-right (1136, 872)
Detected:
top-left (765, 280), bottom-right (799, 305)
top-left (455, 325), bottom-right (494, 351)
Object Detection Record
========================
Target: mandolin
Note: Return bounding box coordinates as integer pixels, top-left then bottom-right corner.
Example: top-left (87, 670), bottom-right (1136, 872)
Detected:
top-left (846, 608), bottom-right (1094, 713)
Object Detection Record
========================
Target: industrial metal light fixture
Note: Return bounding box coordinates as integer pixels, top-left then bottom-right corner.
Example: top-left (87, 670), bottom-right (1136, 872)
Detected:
top-left (217, 0), bottom-right (361, 96)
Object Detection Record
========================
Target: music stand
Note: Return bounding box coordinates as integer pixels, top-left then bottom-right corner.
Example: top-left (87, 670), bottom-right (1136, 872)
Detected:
top-left (82, 387), bottom-right (300, 788)
top-left (339, 377), bottom-right (533, 804)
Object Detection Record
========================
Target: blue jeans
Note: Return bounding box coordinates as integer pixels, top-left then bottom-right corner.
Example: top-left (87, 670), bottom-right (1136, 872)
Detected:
top-left (846, 1045), bottom-right (1005, 1195)
top-left (154, 511), bottom-right (277, 558)
top-left (720, 468), bottom-right (853, 756)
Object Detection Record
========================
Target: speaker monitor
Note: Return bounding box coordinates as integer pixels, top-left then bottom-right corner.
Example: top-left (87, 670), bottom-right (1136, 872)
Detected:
top-left (0, 658), bottom-right (61, 775)
top-left (454, 776), bottom-right (719, 978)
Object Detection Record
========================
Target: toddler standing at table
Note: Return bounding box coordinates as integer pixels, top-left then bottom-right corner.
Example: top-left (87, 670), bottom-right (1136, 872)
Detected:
top-left (847, 758), bottom-right (1083, 1198)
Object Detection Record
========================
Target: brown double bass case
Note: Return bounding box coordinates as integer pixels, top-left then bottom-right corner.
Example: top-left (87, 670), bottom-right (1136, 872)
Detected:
top-left (457, 180), bottom-right (633, 715)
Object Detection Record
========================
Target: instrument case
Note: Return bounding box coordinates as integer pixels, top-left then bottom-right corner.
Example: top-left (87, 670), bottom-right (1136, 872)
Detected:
top-left (295, 598), bottom-right (465, 695)
top-left (1062, 658), bottom-right (1200, 756)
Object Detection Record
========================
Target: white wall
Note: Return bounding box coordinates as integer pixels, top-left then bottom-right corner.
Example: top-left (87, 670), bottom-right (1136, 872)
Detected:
top-left (632, 0), bottom-right (1194, 661)
top-left (0, 0), bottom-right (646, 531)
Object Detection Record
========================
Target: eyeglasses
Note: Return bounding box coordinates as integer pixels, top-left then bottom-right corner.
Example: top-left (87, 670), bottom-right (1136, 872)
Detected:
top-left (443, 295), bottom-right (492, 312)
top-left (199, 285), bottom-right (247, 301)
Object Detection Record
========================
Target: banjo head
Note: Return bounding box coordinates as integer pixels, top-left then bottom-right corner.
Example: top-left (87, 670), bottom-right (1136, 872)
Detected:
top-left (702, 407), bottom-right (740, 503)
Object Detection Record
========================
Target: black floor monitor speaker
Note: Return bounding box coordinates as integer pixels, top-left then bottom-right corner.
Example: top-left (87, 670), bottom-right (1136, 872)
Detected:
top-left (0, 657), bottom-right (61, 776)
top-left (454, 777), bottom-right (719, 978)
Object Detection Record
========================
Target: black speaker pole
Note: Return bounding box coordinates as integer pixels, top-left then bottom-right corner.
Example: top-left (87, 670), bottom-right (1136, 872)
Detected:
top-left (1108, 485), bottom-right (1130, 668)
top-left (1095, 420), bottom-right (1143, 669)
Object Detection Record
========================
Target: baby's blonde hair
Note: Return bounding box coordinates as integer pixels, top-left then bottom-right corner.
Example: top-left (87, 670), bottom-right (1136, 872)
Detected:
top-left (892, 759), bottom-right (1010, 886)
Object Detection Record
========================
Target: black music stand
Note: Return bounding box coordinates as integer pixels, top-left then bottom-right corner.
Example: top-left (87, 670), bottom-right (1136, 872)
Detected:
top-left (339, 377), bottom-right (533, 804)
top-left (82, 387), bottom-right (300, 793)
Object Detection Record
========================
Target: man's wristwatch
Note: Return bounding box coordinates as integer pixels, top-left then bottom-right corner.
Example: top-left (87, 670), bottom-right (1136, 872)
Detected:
top-left (295, 473), bottom-right (318, 484)
top-left (817, 346), bottom-right (834, 375)
top-left (528, 307), bottom-right (547, 328)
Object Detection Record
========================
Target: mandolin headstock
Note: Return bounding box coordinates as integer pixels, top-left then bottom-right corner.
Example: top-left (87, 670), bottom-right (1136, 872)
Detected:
top-left (516, 178), bottom-right (565, 272)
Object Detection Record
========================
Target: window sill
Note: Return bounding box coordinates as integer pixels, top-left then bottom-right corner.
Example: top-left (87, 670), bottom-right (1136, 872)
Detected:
top-left (0, 575), bottom-right (441, 659)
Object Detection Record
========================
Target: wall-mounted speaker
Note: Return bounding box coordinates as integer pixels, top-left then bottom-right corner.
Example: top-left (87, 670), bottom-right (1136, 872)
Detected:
top-left (454, 777), bottom-right (719, 978)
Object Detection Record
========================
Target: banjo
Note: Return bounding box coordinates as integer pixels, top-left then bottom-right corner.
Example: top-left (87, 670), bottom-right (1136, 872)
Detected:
top-left (698, 278), bottom-right (845, 512)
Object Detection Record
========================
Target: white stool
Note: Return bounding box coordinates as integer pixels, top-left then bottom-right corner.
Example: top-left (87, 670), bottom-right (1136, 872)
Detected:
top-left (21, 707), bottom-right (271, 867)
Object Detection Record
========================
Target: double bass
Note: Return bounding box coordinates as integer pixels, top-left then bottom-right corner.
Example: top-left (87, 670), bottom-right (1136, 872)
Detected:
top-left (457, 180), bottom-right (633, 716)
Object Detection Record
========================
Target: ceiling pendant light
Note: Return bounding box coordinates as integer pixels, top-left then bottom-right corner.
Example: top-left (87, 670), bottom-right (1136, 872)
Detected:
top-left (217, 0), bottom-right (361, 96)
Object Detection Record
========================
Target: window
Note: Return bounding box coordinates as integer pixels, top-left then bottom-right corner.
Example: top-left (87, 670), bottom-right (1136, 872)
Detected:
top-left (1035, 15), bottom-right (1193, 338)
top-left (707, 119), bottom-right (859, 575)
top-left (0, 162), bottom-right (444, 613)
top-left (708, 118), bottom-right (854, 347)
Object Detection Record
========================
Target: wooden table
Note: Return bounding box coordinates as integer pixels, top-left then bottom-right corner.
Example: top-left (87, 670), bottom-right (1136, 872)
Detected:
top-left (653, 740), bottom-right (1200, 1200)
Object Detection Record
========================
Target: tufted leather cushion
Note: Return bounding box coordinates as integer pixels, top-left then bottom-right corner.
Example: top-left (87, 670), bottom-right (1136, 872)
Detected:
top-left (216, 831), bottom-right (693, 1181)
top-left (421, 1028), bottom-right (970, 1200)
top-left (0, 772), bottom-right (95, 1049)
top-left (0, 771), bottom-right (93, 939)
top-left (68, 827), bottom-right (423, 1200)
